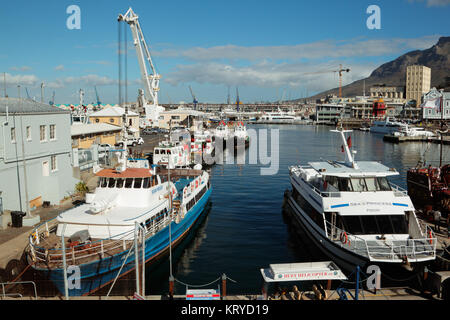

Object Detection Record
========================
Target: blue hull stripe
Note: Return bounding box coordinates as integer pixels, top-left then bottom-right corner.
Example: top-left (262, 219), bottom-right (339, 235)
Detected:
top-left (392, 203), bottom-right (408, 207)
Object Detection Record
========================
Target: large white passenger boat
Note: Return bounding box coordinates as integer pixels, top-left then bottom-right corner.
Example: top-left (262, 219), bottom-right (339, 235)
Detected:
top-left (370, 117), bottom-right (408, 134)
top-left (285, 128), bottom-right (436, 271)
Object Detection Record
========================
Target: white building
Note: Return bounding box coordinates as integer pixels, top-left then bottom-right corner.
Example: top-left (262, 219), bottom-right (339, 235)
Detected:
top-left (421, 88), bottom-right (450, 121)
top-left (0, 98), bottom-right (79, 217)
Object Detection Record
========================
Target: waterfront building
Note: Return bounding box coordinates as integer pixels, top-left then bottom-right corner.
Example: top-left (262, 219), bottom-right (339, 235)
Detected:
top-left (314, 104), bottom-right (351, 124)
top-left (158, 108), bottom-right (208, 130)
top-left (71, 122), bottom-right (122, 149)
top-left (370, 85), bottom-right (405, 99)
top-left (421, 87), bottom-right (450, 121)
top-left (0, 98), bottom-right (79, 213)
top-left (89, 106), bottom-right (140, 138)
top-left (406, 65), bottom-right (431, 104)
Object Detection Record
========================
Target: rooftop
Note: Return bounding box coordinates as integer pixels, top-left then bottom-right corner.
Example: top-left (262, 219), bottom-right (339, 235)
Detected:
top-left (308, 160), bottom-right (399, 177)
top-left (90, 106), bottom-right (138, 117)
top-left (0, 97), bottom-right (69, 114)
top-left (70, 122), bottom-right (122, 136)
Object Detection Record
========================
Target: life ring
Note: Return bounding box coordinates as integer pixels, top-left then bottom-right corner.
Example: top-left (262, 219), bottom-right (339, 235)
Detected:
top-left (340, 232), bottom-right (349, 245)
top-left (195, 180), bottom-right (198, 188)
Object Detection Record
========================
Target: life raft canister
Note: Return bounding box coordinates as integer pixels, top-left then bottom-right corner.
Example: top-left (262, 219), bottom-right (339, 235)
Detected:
top-left (427, 230), bottom-right (433, 244)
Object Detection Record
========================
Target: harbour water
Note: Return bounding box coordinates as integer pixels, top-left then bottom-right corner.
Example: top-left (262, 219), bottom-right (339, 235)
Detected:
top-left (136, 124), bottom-right (449, 296)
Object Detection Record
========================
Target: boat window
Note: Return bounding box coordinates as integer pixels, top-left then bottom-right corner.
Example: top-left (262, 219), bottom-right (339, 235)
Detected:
top-left (143, 177), bottom-right (150, 189)
top-left (338, 178), bottom-right (353, 191)
top-left (116, 178), bottom-right (124, 188)
top-left (108, 178), bottom-right (116, 188)
top-left (350, 178), bottom-right (367, 192)
top-left (342, 216), bottom-right (364, 235)
top-left (376, 215), bottom-right (394, 234)
top-left (155, 149), bottom-right (159, 155)
top-left (167, 150), bottom-right (171, 155)
top-left (101, 177), bottom-right (108, 188)
top-left (390, 215), bottom-right (408, 234)
top-left (364, 178), bottom-right (378, 191)
top-left (134, 178), bottom-right (142, 189)
top-left (325, 176), bottom-right (339, 189)
top-left (376, 177), bottom-right (391, 191)
top-left (161, 150), bottom-right (166, 154)
top-left (125, 178), bottom-right (133, 188)
top-left (361, 215), bottom-right (378, 234)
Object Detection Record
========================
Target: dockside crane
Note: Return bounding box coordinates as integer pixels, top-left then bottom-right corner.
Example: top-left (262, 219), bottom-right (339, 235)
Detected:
top-left (189, 85), bottom-right (198, 110)
top-left (304, 64), bottom-right (350, 98)
top-left (94, 86), bottom-right (101, 107)
top-left (236, 87), bottom-right (240, 112)
top-left (49, 91), bottom-right (55, 105)
top-left (118, 7), bottom-right (164, 127)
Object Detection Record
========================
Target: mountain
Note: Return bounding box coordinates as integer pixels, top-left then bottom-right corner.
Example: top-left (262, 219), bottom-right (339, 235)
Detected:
top-left (304, 36), bottom-right (450, 101)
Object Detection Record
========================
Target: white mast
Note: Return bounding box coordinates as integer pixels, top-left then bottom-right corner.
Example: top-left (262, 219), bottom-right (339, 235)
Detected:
top-left (330, 128), bottom-right (358, 169)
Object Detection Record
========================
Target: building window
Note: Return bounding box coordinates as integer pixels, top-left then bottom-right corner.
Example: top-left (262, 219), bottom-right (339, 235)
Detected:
top-left (40, 125), bottom-right (46, 142)
top-left (26, 126), bottom-right (31, 141)
top-left (95, 118), bottom-right (99, 123)
top-left (50, 124), bottom-right (56, 140)
top-left (51, 155), bottom-right (57, 172)
top-left (109, 118), bottom-right (114, 123)
top-left (11, 128), bottom-right (16, 143)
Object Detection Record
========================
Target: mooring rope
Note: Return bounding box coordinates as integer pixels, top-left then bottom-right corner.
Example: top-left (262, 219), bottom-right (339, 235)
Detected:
top-left (174, 275), bottom-right (237, 288)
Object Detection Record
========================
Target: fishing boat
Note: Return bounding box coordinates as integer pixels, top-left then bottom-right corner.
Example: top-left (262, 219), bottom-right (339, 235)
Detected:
top-left (233, 121), bottom-right (250, 148)
top-left (153, 140), bottom-right (191, 169)
top-left (27, 144), bottom-right (212, 296)
top-left (284, 127), bottom-right (437, 271)
top-left (213, 121), bottom-right (232, 149)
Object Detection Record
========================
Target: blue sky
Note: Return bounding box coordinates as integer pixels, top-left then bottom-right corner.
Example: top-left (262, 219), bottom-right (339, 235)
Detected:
top-left (0, 0), bottom-right (449, 104)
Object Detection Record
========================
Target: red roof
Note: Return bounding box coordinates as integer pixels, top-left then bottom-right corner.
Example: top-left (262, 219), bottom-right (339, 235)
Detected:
top-left (96, 168), bottom-right (152, 178)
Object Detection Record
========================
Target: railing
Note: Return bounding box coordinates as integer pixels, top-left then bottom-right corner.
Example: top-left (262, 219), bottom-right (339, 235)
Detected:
top-left (390, 183), bottom-right (408, 197)
top-left (324, 221), bottom-right (436, 262)
top-left (28, 211), bottom-right (177, 267)
top-left (1, 281), bottom-right (37, 299)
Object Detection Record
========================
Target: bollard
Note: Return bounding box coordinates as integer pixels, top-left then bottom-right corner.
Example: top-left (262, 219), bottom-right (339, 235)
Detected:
top-left (221, 273), bottom-right (227, 299)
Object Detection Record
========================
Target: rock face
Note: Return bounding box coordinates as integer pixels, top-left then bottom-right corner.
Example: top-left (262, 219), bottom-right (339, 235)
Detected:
top-left (306, 36), bottom-right (450, 100)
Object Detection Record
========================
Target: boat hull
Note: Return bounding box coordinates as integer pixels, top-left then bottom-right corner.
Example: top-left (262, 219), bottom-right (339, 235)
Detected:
top-left (32, 188), bottom-right (212, 296)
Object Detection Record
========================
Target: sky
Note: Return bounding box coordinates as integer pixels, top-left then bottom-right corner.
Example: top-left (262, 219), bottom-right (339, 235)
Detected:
top-left (0, 0), bottom-right (449, 104)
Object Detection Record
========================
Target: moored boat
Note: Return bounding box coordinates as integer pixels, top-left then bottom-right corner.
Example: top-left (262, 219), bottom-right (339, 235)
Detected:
top-left (27, 147), bottom-right (212, 296)
top-left (284, 127), bottom-right (437, 271)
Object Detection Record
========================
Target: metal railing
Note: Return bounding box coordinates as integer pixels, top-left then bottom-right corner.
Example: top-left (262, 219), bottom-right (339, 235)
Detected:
top-left (1, 281), bottom-right (37, 299)
top-left (324, 220), bottom-right (436, 262)
top-left (28, 212), bottom-right (177, 267)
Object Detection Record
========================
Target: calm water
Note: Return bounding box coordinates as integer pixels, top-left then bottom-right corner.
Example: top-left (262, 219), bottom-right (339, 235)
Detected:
top-left (147, 125), bottom-right (450, 295)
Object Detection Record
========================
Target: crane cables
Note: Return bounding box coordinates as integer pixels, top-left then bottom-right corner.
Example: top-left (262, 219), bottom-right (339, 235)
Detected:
top-left (118, 18), bottom-right (128, 108)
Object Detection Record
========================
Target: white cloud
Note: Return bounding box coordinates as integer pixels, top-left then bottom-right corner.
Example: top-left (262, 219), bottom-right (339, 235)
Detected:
top-left (408, 0), bottom-right (450, 7)
top-left (10, 66), bottom-right (32, 72)
top-left (154, 35), bottom-right (440, 62)
top-left (54, 64), bottom-right (65, 71)
top-left (3, 73), bottom-right (39, 86)
top-left (165, 61), bottom-right (376, 93)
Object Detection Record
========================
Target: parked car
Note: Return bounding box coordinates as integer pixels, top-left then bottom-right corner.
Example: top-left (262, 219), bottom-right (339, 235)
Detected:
top-left (115, 137), bottom-right (144, 147)
top-left (98, 143), bottom-right (112, 152)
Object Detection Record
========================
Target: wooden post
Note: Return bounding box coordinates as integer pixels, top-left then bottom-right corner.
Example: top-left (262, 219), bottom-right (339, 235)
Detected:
top-left (221, 273), bottom-right (227, 299)
top-left (326, 279), bottom-right (332, 291)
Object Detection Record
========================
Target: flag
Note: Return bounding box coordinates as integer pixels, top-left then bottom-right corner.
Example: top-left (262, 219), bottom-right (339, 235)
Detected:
top-left (341, 136), bottom-right (351, 152)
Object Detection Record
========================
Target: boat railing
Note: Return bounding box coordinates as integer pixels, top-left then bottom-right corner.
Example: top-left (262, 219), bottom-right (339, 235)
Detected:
top-left (390, 183), bottom-right (408, 197)
top-left (324, 221), bottom-right (436, 262)
top-left (28, 212), bottom-right (176, 267)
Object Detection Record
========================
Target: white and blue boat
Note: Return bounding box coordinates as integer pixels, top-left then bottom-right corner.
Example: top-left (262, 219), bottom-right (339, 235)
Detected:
top-left (27, 149), bottom-right (212, 296)
top-left (285, 128), bottom-right (437, 271)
